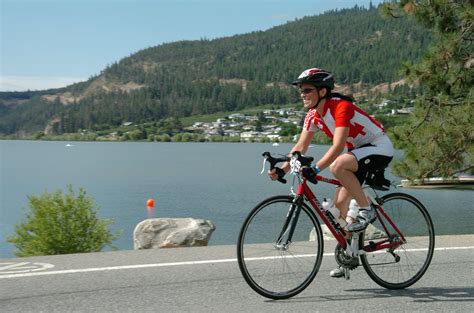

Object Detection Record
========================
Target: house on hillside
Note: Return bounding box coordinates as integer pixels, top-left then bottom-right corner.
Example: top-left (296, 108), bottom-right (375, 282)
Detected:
top-left (391, 108), bottom-right (414, 115)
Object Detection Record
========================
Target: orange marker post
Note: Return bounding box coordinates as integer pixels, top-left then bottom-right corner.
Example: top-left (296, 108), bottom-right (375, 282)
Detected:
top-left (146, 198), bottom-right (155, 218)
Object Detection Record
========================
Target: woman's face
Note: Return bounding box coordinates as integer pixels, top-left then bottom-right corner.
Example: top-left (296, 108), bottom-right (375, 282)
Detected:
top-left (299, 83), bottom-right (320, 109)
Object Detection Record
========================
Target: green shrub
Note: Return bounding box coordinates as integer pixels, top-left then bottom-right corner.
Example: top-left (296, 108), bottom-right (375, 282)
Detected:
top-left (7, 186), bottom-right (120, 257)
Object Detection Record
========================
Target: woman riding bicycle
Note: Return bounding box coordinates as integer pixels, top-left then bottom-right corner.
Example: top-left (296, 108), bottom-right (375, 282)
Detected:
top-left (268, 68), bottom-right (394, 276)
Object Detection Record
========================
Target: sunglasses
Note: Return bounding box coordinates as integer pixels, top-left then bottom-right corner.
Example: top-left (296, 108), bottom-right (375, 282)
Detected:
top-left (300, 88), bottom-right (317, 95)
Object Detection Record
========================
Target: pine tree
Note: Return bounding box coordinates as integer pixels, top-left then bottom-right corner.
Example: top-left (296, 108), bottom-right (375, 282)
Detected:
top-left (386, 0), bottom-right (473, 178)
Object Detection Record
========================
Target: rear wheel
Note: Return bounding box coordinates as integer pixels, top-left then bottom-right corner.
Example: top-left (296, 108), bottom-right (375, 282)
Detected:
top-left (360, 193), bottom-right (435, 289)
top-left (237, 195), bottom-right (324, 299)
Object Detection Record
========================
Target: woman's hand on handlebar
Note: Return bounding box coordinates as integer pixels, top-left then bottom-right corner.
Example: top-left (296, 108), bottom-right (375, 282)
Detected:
top-left (267, 162), bottom-right (289, 182)
top-left (267, 168), bottom-right (282, 181)
top-left (301, 166), bottom-right (319, 184)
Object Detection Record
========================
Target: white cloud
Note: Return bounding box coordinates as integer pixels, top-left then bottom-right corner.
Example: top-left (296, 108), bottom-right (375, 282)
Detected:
top-left (0, 76), bottom-right (87, 92)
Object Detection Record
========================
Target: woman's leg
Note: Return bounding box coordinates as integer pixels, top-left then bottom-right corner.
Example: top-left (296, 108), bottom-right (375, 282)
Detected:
top-left (329, 163), bottom-right (362, 278)
top-left (330, 153), bottom-right (376, 232)
top-left (332, 186), bottom-right (351, 218)
top-left (330, 153), bottom-right (369, 208)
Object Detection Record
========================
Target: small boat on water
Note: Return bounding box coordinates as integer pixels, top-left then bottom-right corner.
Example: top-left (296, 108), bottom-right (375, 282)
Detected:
top-left (272, 143), bottom-right (279, 146)
top-left (400, 176), bottom-right (474, 189)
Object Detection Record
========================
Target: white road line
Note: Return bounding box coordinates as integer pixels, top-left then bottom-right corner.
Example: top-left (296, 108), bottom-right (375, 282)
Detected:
top-left (0, 262), bottom-right (55, 274)
top-left (0, 262), bottom-right (30, 271)
top-left (0, 246), bottom-right (472, 279)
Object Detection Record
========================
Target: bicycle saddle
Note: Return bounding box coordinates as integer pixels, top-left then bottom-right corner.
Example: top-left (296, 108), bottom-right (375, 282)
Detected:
top-left (365, 169), bottom-right (391, 191)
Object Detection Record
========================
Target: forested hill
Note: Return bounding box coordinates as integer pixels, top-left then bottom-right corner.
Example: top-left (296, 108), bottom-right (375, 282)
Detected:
top-left (0, 5), bottom-right (430, 136)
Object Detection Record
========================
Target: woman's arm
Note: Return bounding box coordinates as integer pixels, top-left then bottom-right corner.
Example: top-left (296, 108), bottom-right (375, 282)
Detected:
top-left (289, 129), bottom-right (315, 155)
top-left (315, 126), bottom-right (349, 171)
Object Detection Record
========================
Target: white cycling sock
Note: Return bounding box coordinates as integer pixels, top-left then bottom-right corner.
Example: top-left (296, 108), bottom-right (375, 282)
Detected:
top-left (346, 205), bottom-right (370, 225)
top-left (346, 201), bottom-right (359, 225)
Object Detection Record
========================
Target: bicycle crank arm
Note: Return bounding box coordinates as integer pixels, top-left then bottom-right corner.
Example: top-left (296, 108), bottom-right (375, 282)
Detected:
top-left (344, 268), bottom-right (350, 280)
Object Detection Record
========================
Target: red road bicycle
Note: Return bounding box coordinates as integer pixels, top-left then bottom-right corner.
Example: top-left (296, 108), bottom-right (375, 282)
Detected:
top-left (237, 152), bottom-right (435, 300)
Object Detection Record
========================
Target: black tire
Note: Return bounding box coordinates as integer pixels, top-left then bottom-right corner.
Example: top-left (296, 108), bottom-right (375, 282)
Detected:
top-left (360, 192), bottom-right (435, 289)
top-left (237, 195), bottom-right (324, 299)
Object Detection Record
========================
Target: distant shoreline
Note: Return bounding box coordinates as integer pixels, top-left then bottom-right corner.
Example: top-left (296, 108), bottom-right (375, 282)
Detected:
top-left (0, 137), bottom-right (298, 144)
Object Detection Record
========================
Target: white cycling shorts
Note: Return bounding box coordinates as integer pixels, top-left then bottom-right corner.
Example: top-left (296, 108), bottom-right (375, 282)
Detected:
top-left (350, 135), bottom-right (394, 161)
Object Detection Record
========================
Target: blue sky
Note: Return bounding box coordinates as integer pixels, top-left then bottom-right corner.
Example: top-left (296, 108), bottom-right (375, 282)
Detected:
top-left (0, 0), bottom-right (385, 91)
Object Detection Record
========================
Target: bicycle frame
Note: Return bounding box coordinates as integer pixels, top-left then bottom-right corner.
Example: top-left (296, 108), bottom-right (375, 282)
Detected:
top-left (287, 174), bottom-right (406, 253)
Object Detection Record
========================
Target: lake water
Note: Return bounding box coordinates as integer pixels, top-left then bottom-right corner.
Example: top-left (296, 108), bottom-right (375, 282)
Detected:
top-left (1, 140), bottom-right (473, 258)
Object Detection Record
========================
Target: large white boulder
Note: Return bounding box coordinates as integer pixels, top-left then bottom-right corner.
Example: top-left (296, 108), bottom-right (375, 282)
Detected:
top-left (133, 218), bottom-right (216, 249)
top-left (309, 224), bottom-right (335, 241)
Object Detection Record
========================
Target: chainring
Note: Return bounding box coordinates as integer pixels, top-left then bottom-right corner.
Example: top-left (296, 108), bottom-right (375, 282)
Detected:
top-left (334, 243), bottom-right (359, 270)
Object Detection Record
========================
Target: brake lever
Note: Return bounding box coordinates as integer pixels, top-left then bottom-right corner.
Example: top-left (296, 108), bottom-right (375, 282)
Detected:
top-left (260, 156), bottom-right (267, 174)
top-left (260, 155), bottom-right (287, 183)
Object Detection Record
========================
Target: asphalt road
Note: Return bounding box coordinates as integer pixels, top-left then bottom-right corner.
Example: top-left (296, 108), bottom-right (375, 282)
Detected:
top-left (1, 235), bottom-right (473, 312)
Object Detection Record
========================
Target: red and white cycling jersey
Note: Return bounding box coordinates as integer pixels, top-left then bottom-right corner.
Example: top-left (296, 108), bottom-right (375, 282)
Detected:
top-left (303, 96), bottom-right (385, 150)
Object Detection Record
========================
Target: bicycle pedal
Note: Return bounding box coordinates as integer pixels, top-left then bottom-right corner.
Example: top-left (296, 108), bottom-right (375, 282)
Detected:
top-left (344, 267), bottom-right (350, 280)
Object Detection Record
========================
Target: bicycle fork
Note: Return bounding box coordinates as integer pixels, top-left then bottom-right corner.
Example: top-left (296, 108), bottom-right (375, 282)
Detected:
top-left (274, 196), bottom-right (304, 250)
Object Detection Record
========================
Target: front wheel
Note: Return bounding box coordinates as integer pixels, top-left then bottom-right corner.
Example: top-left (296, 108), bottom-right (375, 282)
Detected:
top-left (360, 192), bottom-right (435, 289)
top-left (237, 195), bottom-right (324, 299)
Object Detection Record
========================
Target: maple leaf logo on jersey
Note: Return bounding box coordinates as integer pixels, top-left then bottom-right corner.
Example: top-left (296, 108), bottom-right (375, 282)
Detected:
top-left (349, 122), bottom-right (367, 138)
